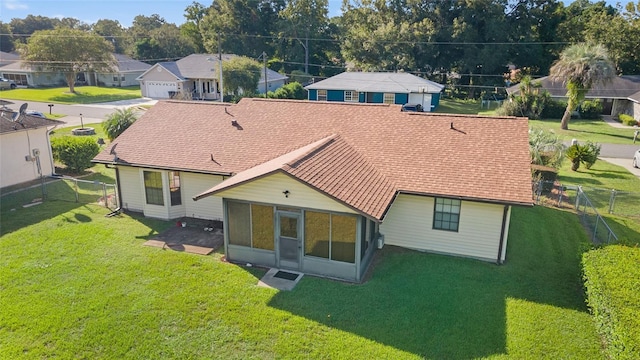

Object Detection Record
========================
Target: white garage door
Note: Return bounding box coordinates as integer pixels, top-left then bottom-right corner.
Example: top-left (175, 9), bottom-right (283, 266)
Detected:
top-left (146, 81), bottom-right (177, 99)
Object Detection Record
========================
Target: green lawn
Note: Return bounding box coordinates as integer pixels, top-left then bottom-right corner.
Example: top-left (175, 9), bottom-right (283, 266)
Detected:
top-left (529, 118), bottom-right (636, 145)
top-left (0, 86), bottom-right (141, 104)
top-left (50, 122), bottom-right (108, 142)
top-left (0, 190), bottom-right (604, 359)
top-left (438, 98), bottom-right (635, 144)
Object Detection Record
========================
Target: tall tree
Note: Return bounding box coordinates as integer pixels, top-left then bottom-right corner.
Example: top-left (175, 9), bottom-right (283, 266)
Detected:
top-left (20, 28), bottom-right (115, 93)
top-left (92, 19), bottom-right (128, 54)
top-left (0, 22), bottom-right (14, 52)
top-left (222, 56), bottom-right (262, 96)
top-left (9, 15), bottom-right (58, 45)
top-left (279, 0), bottom-right (329, 74)
top-left (549, 43), bottom-right (615, 130)
top-left (181, 1), bottom-right (208, 52)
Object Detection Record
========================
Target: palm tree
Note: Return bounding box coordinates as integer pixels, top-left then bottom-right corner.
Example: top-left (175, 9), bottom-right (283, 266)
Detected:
top-left (102, 108), bottom-right (139, 141)
top-left (549, 43), bottom-right (615, 130)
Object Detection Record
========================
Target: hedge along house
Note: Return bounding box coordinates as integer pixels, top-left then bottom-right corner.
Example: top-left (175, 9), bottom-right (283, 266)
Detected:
top-left (305, 72), bottom-right (445, 111)
top-left (93, 99), bottom-right (533, 282)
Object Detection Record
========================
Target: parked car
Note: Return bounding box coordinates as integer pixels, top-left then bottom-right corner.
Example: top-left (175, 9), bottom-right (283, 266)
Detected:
top-left (633, 149), bottom-right (640, 168)
top-left (401, 103), bottom-right (423, 112)
top-left (25, 110), bottom-right (46, 118)
top-left (0, 78), bottom-right (17, 90)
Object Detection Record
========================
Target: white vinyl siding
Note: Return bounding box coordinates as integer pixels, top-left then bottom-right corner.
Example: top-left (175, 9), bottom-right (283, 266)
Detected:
top-left (184, 173), bottom-right (224, 220)
top-left (380, 194), bottom-right (506, 261)
top-left (118, 166), bottom-right (144, 211)
top-left (217, 172), bottom-right (356, 215)
top-left (0, 128), bottom-right (55, 187)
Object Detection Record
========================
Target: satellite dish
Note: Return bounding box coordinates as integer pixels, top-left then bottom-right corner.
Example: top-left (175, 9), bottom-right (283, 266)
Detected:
top-left (18, 103), bottom-right (28, 115)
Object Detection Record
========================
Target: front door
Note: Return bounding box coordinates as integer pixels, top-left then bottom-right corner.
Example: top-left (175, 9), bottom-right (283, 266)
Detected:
top-left (277, 212), bottom-right (301, 270)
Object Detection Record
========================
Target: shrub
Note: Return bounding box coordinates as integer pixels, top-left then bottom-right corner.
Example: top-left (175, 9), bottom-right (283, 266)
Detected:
top-left (540, 99), bottom-right (567, 119)
top-left (579, 99), bottom-right (603, 119)
top-left (529, 128), bottom-right (565, 168)
top-left (566, 141), bottom-right (600, 171)
top-left (267, 82), bottom-right (306, 100)
top-left (583, 246), bottom-right (640, 360)
top-left (51, 136), bottom-right (100, 173)
top-left (496, 76), bottom-right (550, 119)
top-left (619, 114), bottom-right (638, 126)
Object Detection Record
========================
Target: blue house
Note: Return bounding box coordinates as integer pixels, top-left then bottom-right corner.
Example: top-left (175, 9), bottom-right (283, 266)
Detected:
top-left (305, 72), bottom-right (445, 111)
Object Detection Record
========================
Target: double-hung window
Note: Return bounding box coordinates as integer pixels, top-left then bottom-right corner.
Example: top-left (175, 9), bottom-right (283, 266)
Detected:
top-left (383, 93), bottom-right (395, 104)
top-left (433, 198), bottom-right (461, 232)
top-left (317, 89), bottom-right (327, 101)
top-left (344, 90), bottom-right (358, 102)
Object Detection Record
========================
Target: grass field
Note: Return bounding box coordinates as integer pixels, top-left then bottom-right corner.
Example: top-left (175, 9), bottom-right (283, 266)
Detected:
top-left (0, 86), bottom-right (141, 104)
top-left (0, 189), bottom-right (604, 359)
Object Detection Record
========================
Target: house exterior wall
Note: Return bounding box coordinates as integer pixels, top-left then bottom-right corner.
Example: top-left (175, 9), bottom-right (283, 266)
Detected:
top-left (394, 93), bottom-right (408, 105)
top-left (307, 89), bottom-right (317, 101)
top-left (118, 166), bottom-right (144, 212)
top-left (117, 166), bottom-right (224, 220)
top-left (0, 128), bottom-right (55, 187)
top-left (379, 193), bottom-right (507, 262)
top-left (257, 79), bottom-right (286, 94)
top-left (217, 172), bottom-right (357, 214)
top-left (634, 102), bottom-right (640, 120)
top-left (97, 72), bottom-right (144, 87)
top-left (327, 90), bottom-right (343, 101)
top-left (138, 66), bottom-right (180, 98)
top-left (183, 173), bottom-right (224, 220)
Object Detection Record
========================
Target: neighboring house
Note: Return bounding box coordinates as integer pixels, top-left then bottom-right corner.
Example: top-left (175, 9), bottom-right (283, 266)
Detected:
top-left (305, 72), bottom-right (445, 111)
top-left (94, 99), bottom-right (532, 282)
top-left (507, 75), bottom-right (640, 120)
top-left (0, 111), bottom-right (64, 188)
top-left (0, 51), bottom-right (20, 67)
top-left (136, 54), bottom-right (288, 100)
top-left (0, 54), bottom-right (150, 88)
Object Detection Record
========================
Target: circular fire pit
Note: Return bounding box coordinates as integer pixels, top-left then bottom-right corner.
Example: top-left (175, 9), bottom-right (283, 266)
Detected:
top-left (72, 127), bottom-right (95, 136)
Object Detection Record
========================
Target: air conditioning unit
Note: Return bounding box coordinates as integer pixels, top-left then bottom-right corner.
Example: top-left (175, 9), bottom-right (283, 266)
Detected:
top-left (377, 234), bottom-right (385, 249)
top-left (32, 148), bottom-right (40, 157)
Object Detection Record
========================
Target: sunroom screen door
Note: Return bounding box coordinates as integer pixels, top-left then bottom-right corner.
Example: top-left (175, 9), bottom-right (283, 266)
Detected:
top-left (277, 212), bottom-right (300, 270)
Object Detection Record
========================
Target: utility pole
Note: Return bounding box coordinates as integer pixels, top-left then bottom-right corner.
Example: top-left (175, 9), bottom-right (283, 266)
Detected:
top-left (218, 32), bottom-right (224, 103)
top-left (262, 51), bottom-right (268, 96)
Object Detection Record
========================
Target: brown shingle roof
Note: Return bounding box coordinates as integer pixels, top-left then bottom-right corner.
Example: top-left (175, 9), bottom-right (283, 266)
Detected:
top-left (94, 99), bottom-right (533, 219)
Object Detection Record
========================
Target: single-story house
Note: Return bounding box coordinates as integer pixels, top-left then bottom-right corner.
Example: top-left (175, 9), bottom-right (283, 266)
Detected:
top-left (0, 53), bottom-right (150, 88)
top-left (136, 54), bottom-right (288, 100)
top-left (0, 110), bottom-right (64, 188)
top-left (507, 75), bottom-right (640, 120)
top-left (93, 99), bottom-right (532, 282)
top-left (305, 72), bottom-right (445, 111)
top-left (0, 51), bottom-right (20, 67)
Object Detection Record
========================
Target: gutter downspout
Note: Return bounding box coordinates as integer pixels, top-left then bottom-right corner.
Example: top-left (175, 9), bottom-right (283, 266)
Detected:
top-left (496, 205), bottom-right (509, 264)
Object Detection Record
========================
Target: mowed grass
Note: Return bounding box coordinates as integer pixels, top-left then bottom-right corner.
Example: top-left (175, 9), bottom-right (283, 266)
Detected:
top-left (528, 118), bottom-right (636, 144)
top-left (0, 195), bottom-right (603, 359)
top-left (0, 86), bottom-right (141, 104)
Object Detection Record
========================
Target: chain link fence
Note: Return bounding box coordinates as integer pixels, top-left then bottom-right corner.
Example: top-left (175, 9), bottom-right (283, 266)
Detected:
top-left (42, 176), bottom-right (118, 209)
top-left (533, 180), bottom-right (635, 244)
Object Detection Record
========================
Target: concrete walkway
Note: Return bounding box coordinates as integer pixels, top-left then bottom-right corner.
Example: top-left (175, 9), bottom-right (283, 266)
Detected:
top-left (602, 115), bottom-right (638, 129)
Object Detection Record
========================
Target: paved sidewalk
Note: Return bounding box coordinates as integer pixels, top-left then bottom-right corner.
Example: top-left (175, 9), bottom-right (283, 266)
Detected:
top-left (602, 115), bottom-right (638, 129)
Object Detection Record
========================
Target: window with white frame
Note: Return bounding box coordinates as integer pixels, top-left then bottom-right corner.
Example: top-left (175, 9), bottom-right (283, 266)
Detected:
top-left (317, 89), bottom-right (327, 101)
top-left (344, 90), bottom-right (358, 102)
top-left (433, 198), bottom-right (461, 232)
top-left (383, 93), bottom-right (395, 104)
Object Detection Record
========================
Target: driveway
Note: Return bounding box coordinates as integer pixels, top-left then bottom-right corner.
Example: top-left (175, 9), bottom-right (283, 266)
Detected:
top-left (601, 157), bottom-right (640, 178)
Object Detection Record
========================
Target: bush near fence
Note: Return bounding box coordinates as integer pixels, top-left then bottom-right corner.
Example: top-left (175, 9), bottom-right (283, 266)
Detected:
top-left (582, 246), bottom-right (640, 360)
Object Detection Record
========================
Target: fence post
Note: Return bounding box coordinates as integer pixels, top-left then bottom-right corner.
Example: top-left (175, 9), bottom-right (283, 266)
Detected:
top-left (74, 178), bottom-right (79, 202)
top-left (557, 183), bottom-right (563, 207)
top-left (575, 186), bottom-right (582, 210)
top-left (102, 183), bottom-right (108, 208)
top-left (608, 189), bottom-right (616, 214)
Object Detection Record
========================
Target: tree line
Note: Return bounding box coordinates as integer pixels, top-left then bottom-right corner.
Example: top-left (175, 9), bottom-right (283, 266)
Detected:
top-left (1, 0), bottom-right (639, 98)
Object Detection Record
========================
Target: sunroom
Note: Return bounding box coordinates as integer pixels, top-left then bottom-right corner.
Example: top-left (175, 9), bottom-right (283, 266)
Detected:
top-left (193, 135), bottom-right (396, 282)
top-left (224, 199), bottom-right (380, 282)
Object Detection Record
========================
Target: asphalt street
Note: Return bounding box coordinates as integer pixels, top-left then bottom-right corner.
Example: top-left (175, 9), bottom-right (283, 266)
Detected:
top-left (4, 99), bottom-right (156, 127)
